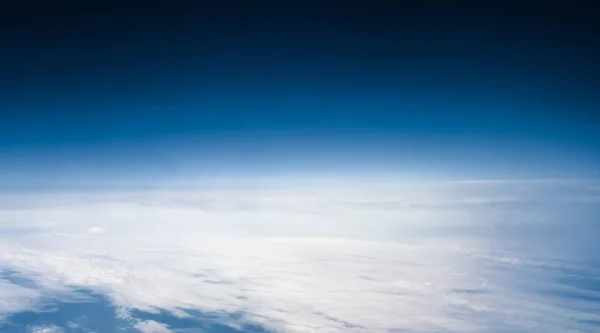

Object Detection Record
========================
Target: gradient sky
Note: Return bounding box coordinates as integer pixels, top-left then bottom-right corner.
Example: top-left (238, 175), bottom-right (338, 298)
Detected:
top-left (1, 3), bottom-right (600, 333)
top-left (0, 1), bottom-right (598, 189)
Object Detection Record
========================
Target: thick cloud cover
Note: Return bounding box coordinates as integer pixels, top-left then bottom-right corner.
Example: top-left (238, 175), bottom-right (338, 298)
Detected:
top-left (0, 180), bottom-right (599, 332)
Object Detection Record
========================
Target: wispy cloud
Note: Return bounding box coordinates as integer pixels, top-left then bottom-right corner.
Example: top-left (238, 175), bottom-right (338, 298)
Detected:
top-left (0, 278), bottom-right (43, 322)
top-left (28, 324), bottom-right (64, 333)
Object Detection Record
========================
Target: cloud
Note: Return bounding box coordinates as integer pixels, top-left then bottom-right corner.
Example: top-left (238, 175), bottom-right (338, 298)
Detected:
top-left (28, 324), bottom-right (64, 333)
top-left (0, 179), bottom-right (599, 332)
top-left (88, 227), bottom-right (105, 234)
top-left (135, 320), bottom-right (172, 333)
top-left (0, 278), bottom-right (44, 322)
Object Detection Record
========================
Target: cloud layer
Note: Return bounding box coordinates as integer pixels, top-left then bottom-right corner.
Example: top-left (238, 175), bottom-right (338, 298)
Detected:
top-left (1, 180), bottom-right (599, 332)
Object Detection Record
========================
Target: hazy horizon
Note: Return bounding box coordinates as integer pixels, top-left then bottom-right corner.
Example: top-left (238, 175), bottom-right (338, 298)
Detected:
top-left (1, 1), bottom-right (599, 333)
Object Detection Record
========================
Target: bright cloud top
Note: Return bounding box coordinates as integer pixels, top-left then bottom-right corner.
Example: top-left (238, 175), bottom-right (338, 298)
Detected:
top-left (87, 226), bottom-right (106, 234)
top-left (0, 180), bottom-right (599, 332)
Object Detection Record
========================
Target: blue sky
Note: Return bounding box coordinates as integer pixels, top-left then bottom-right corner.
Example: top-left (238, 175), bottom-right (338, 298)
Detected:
top-left (0, 2), bottom-right (599, 190)
top-left (1, 78), bottom-right (598, 189)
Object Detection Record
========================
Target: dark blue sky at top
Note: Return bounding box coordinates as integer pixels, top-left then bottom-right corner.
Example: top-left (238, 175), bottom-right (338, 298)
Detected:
top-left (0, 1), bottom-right (598, 188)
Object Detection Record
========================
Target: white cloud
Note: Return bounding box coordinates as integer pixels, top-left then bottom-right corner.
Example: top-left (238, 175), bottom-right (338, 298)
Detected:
top-left (28, 324), bottom-right (64, 333)
top-left (0, 180), bottom-right (599, 332)
top-left (0, 278), bottom-right (44, 322)
top-left (88, 227), bottom-right (105, 234)
top-left (134, 320), bottom-right (172, 333)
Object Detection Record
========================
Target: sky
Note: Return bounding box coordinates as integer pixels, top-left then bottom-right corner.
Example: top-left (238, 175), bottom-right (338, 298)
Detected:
top-left (0, 2), bottom-right (599, 333)
top-left (0, 1), bottom-right (598, 189)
